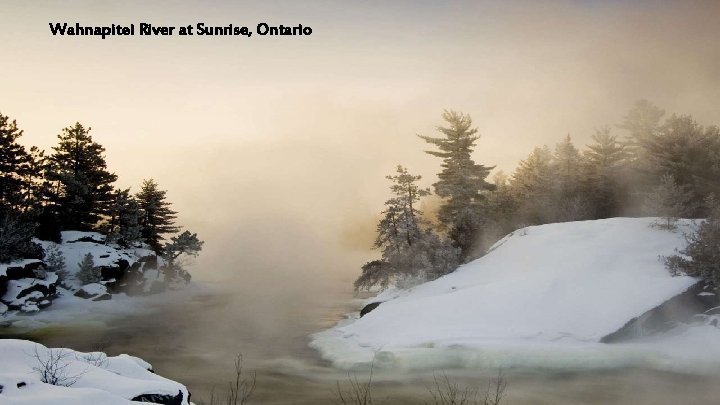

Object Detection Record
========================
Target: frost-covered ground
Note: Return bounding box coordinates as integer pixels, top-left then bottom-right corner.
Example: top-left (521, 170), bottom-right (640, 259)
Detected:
top-left (312, 218), bottom-right (720, 372)
top-left (0, 339), bottom-right (189, 404)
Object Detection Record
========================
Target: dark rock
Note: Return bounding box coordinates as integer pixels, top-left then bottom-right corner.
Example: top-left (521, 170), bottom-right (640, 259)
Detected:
top-left (0, 275), bottom-right (7, 298)
top-left (23, 262), bottom-right (44, 272)
top-left (131, 390), bottom-right (184, 405)
top-left (602, 281), bottom-right (720, 343)
top-left (16, 281), bottom-right (57, 300)
top-left (100, 259), bottom-right (130, 282)
top-left (99, 254), bottom-right (110, 258)
top-left (6, 265), bottom-right (36, 280)
top-left (16, 382), bottom-right (26, 388)
top-left (67, 236), bottom-right (104, 243)
top-left (92, 293), bottom-right (112, 301)
top-left (5, 261), bottom-right (45, 280)
top-left (138, 255), bottom-right (158, 270)
top-left (74, 289), bottom-right (98, 300)
top-left (0, 384), bottom-right (3, 393)
top-left (360, 302), bottom-right (382, 318)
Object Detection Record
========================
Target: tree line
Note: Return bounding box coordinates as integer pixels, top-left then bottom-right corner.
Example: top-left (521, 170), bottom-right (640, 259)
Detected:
top-left (0, 113), bottom-right (202, 268)
top-left (356, 101), bottom-right (720, 290)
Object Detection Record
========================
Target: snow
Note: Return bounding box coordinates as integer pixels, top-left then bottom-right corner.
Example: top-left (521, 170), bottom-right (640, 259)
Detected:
top-left (0, 339), bottom-right (189, 404)
top-left (0, 230), bottom-right (183, 323)
top-left (312, 218), bottom-right (720, 370)
top-left (77, 283), bottom-right (106, 296)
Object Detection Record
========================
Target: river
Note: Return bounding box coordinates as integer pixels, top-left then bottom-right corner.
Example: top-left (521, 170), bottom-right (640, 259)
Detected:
top-left (3, 280), bottom-right (720, 404)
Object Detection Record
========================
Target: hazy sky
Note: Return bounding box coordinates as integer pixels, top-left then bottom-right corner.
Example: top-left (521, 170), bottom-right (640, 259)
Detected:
top-left (2, 1), bottom-right (720, 282)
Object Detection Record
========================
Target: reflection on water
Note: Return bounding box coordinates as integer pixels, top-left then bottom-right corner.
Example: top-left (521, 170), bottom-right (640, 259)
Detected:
top-left (3, 284), bottom-right (720, 404)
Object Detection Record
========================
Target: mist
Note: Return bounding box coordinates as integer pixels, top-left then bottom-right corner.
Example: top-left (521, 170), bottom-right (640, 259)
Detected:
top-left (5, 1), bottom-right (720, 288)
top-left (3, 1), bottom-right (720, 403)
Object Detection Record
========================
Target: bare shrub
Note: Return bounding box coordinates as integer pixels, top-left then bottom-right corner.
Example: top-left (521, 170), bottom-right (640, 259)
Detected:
top-left (200, 354), bottom-right (256, 405)
top-left (427, 370), bottom-right (507, 405)
top-left (334, 366), bottom-right (375, 405)
top-left (30, 346), bottom-right (87, 387)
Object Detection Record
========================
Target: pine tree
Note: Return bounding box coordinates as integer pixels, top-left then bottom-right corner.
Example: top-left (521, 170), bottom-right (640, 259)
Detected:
top-left (0, 211), bottom-right (42, 262)
top-left (510, 146), bottom-right (556, 223)
top-left (105, 188), bottom-right (142, 247)
top-left (642, 115), bottom-right (720, 213)
top-left (76, 252), bottom-right (101, 284)
top-left (45, 245), bottom-right (68, 283)
top-left (553, 135), bottom-right (583, 198)
top-left (136, 179), bottom-right (180, 252)
top-left (162, 230), bottom-right (204, 267)
top-left (618, 99), bottom-right (665, 161)
top-left (418, 110), bottom-right (495, 258)
top-left (665, 196), bottom-right (720, 285)
top-left (583, 127), bottom-right (629, 218)
top-left (355, 166), bottom-right (459, 291)
top-left (45, 123), bottom-right (117, 230)
top-left (0, 113), bottom-right (33, 212)
top-left (643, 173), bottom-right (697, 229)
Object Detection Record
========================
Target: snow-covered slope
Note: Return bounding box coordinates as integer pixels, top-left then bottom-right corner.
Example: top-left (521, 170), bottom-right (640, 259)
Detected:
top-left (312, 218), bottom-right (718, 370)
top-left (0, 339), bottom-right (189, 404)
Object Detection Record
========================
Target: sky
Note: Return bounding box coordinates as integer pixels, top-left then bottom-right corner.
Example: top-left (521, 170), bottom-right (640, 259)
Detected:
top-left (2, 0), bottom-right (720, 282)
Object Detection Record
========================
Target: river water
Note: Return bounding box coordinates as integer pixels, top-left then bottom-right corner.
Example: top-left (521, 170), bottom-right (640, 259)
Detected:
top-left (3, 281), bottom-right (720, 404)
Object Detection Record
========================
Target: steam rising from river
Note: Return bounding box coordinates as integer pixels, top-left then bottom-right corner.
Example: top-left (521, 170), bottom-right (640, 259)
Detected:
top-left (3, 1), bottom-right (720, 403)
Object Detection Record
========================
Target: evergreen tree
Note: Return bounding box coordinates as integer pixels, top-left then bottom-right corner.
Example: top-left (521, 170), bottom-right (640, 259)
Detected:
top-left (583, 128), bottom-right (629, 218)
top-left (105, 188), bottom-right (142, 247)
top-left (643, 173), bottom-right (697, 229)
top-left (665, 196), bottom-right (720, 285)
top-left (0, 113), bottom-right (33, 211)
top-left (44, 244), bottom-right (68, 283)
top-left (642, 115), bottom-right (720, 213)
top-left (0, 211), bottom-right (42, 262)
top-left (76, 252), bottom-right (101, 284)
top-left (162, 230), bottom-right (204, 267)
top-left (418, 110), bottom-right (495, 258)
top-left (551, 135), bottom-right (594, 221)
top-left (510, 146), bottom-right (556, 223)
top-left (23, 146), bottom-right (47, 214)
top-left (355, 166), bottom-right (459, 291)
top-left (45, 123), bottom-right (117, 230)
top-left (618, 99), bottom-right (665, 161)
top-left (553, 135), bottom-right (583, 198)
top-left (136, 179), bottom-right (180, 251)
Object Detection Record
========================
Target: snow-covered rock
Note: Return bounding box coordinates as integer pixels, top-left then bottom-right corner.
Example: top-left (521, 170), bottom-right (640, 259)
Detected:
top-left (2, 273), bottom-right (59, 313)
top-left (312, 218), bottom-right (720, 370)
top-left (74, 283), bottom-right (111, 301)
top-left (0, 339), bottom-right (189, 404)
top-left (0, 231), bottom-right (190, 321)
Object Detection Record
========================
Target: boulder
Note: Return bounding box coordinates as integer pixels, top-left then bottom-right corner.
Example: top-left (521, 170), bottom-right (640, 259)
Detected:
top-left (100, 259), bottom-right (130, 281)
top-left (360, 302), bottom-right (382, 318)
top-left (6, 266), bottom-right (35, 280)
top-left (131, 389), bottom-right (184, 405)
top-left (2, 275), bottom-right (59, 313)
top-left (0, 275), bottom-right (7, 299)
top-left (602, 281), bottom-right (720, 343)
top-left (15, 282), bottom-right (57, 301)
top-left (74, 283), bottom-right (108, 300)
top-left (91, 293), bottom-right (112, 301)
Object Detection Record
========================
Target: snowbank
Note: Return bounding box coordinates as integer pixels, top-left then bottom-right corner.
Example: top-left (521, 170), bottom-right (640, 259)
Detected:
top-left (0, 339), bottom-right (189, 404)
top-left (312, 218), bottom-right (720, 370)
